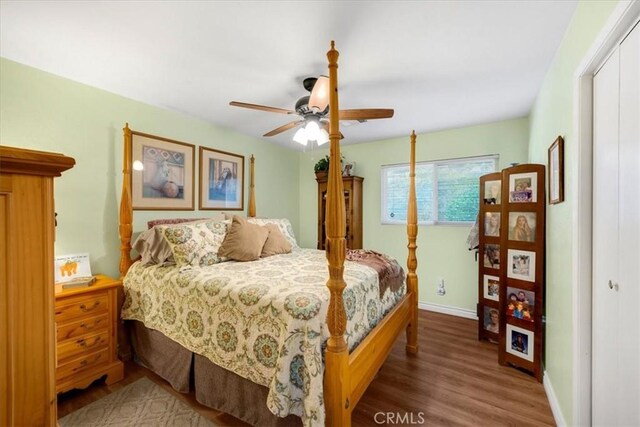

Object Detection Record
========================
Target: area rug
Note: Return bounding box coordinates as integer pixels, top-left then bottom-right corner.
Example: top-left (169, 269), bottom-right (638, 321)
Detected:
top-left (58, 377), bottom-right (216, 427)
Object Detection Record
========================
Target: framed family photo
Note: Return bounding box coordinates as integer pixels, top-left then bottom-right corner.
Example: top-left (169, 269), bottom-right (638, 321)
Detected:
top-left (508, 172), bottom-right (537, 203)
top-left (507, 286), bottom-right (535, 322)
top-left (131, 131), bottom-right (195, 210)
top-left (507, 249), bottom-right (536, 282)
top-left (199, 147), bottom-right (244, 210)
top-left (483, 274), bottom-right (500, 301)
top-left (506, 324), bottom-right (534, 362)
top-left (548, 136), bottom-right (564, 204)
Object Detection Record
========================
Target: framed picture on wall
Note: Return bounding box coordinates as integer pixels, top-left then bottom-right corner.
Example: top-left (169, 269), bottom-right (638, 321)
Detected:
top-left (199, 147), bottom-right (244, 210)
top-left (506, 324), bottom-right (534, 362)
top-left (548, 136), bottom-right (565, 204)
top-left (131, 131), bottom-right (195, 210)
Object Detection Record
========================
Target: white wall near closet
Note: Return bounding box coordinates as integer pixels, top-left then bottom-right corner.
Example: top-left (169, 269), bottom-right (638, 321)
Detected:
top-left (592, 21), bottom-right (639, 427)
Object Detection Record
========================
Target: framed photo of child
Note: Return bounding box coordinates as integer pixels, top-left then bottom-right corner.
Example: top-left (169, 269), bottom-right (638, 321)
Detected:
top-left (506, 324), bottom-right (534, 362)
top-left (508, 212), bottom-right (537, 242)
top-left (506, 287), bottom-right (535, 322)
top-left (483, 275), bottom-right (500, 302)
top-left (483, 307), bottom-right (500, 334)
top-left (509, 172), bottom-right (537, 203)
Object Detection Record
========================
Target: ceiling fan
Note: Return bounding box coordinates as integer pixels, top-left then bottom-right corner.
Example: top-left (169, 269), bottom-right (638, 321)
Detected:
top-left (229, 76), bottom-right (394, 145)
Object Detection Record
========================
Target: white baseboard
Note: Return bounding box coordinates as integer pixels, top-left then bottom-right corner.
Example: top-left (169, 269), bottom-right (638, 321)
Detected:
top-left (418, 301), bottom-right (478, 320)
top-left (543, 370), bottom-right (567, 427)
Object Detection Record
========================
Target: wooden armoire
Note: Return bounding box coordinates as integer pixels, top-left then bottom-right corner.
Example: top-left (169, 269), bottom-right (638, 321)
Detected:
top-left (316, 175), bottom-right (363, 250)
top-left (0, 146), bottom-right (75, 426)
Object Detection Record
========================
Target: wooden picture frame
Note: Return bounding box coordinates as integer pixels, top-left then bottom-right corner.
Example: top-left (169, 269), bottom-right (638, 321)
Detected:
top-left (548, 135), bottom-right (564, 204)
top-left (131, 130), bottom-right (195, 210)
top-left (199, 147), bottom-right (244, 210)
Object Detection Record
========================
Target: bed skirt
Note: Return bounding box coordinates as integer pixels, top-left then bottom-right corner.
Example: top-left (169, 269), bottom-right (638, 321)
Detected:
top-left (128, 320), bottom-right (302, 427)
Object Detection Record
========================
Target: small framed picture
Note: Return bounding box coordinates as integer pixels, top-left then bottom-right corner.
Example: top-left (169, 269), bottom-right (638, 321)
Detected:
top-left (508, 212), bottom-right (537, 242)
top-left (55, 253), bottom-right (92, 284)
top-left (483, 307), bottom-right (500, 334)
top-left (506, 287), bottom-right (535, 322)
top-left (506, 324), bottom-right (534, 362)
top-left (131, 131), bottom-right (195, 210)
top-left (548, 136), bottom-right (564, 204)
top-left (509, 172), bottom-right (537, 203)
top-left (507, 249), bottom-right (536, 282)
top-left (484, 212), bottom-right (501, 237)
top-left (483, 180), bottom-right (501, 205)
top-left (199, 147), bottom-right (245, 210)
top-left (483, 275), bottom-right (500, 301)
top-left (483, 244), bottom-right (500, 269)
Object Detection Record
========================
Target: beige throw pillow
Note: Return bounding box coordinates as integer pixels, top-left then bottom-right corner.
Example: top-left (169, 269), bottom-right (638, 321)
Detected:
top-left (218, 216), bottom-right (269, 262)
top-left (261, 224), bottom-right (292, 257)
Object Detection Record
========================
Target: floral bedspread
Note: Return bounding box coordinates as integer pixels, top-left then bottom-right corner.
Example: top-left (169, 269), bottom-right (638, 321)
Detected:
top-left (121, 248), bottom-right (405, 426)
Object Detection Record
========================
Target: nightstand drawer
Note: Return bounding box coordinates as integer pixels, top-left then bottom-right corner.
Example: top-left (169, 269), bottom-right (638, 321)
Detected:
top-left (57, 313), bottom-right (109, 342)
top-left (57, 330), bottom-right (109, 363)
top-left (56, 347), bottom-right (109, 381)
top-left (55, 292), bottom-right (108, 322)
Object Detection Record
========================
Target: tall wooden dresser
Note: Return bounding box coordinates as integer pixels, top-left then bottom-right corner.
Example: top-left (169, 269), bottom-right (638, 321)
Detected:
top-left (316, 175), bottom-right (363, 250)
top-left (0, 146), bottom-right (75, 426)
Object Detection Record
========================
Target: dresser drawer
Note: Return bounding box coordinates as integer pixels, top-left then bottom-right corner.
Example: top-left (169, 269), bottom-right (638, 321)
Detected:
top-left (55, 292), bottom-right (108, 322)
top-left (57, 312), bottom-right (109, 342)
top-left (57, 330), bottom-right (109, 363)
top-left (56, 347), bottom-right (109, 381)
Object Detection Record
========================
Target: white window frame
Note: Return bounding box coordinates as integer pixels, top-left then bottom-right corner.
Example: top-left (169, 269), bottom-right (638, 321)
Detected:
top-left (380, 154), bottom-right (499, 226)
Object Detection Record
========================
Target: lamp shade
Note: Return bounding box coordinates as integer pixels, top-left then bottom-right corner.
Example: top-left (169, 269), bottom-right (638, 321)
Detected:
top-left (308, 76), bottom-right (329, 112)
top-left (317, 128), bottom-right (329, 145)
top-left (293, 127), bottom-right (308, 145)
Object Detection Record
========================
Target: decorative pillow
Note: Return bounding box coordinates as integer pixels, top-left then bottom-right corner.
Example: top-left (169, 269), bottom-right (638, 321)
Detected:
top-left (247, 218), bottom-right (298, 248)
top-left (133, 227), bottom-right (175, 266)
top-left (218, 216), bottom-right (269, 262)
top-left (147, 213), bottom-right (225, 229)
top-left (261, 224), bottom-right (292, 257)
top-left (158, 220), bottom-right (230, 267)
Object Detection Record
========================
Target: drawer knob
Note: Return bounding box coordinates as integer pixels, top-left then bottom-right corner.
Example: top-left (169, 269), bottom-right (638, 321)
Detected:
top-left (79, 301), bottom-right (100, 312)
top-left (77, 337), bottom-right (102, 348)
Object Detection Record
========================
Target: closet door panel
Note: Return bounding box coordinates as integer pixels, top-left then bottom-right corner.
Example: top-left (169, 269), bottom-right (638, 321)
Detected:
top-left (592, 47), bottom-right (620, 426)
top-left (617, 23), bottom-right (640, 426)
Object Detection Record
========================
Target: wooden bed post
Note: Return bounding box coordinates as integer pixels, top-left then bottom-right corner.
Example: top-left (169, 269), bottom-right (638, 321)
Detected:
top-left (406, 130), bottom-right (419, 355)
top-left (323, 40), bottom-right (351, 427)
top-left (249, 154), bottom-right (256, 217)
top-left (119, 123), bottom-right (134, 279)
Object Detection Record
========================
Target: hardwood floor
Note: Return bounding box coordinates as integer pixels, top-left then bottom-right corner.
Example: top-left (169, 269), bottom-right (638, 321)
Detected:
top-left (57, 310), bottom-right (555, 426)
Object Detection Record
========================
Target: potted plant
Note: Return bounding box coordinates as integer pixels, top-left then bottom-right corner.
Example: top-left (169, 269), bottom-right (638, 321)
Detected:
top-left (314, 155), bottom-right (330, 179)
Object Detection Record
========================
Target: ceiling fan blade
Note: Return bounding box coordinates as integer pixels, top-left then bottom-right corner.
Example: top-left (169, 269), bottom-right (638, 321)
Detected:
top-left (338, 109), bottom-right (394, 121)
top-left (322, 121), bottom-right (344, 140)
top-left (263, 120), bottom-right (305, 137)
top-left (308, 75), bottom-right (329, 112)
top-left (229, 101), bottom-right (295, 115)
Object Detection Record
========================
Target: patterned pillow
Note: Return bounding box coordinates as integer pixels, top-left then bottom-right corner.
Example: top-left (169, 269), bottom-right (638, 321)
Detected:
top-left (158, 220), bottom-right (230, 267)
top-left (247, 218), bottom-right (298, 248)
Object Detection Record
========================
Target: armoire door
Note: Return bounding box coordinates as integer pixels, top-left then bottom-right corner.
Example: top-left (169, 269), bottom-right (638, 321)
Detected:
top-left (592, 22), bottom-right (639, 427)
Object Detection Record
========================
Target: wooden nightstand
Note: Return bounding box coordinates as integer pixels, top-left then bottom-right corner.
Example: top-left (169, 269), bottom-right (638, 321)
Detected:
top-left (54, 274), bottom-right (124, 393)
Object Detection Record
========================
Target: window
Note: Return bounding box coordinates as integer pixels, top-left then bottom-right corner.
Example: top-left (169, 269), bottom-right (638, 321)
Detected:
top-left (381, 155), bottom-right (498, 225)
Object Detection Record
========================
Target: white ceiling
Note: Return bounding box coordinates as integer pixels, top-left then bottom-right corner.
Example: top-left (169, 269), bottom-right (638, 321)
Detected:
top-left (0, 1), bottom-right (577, 150)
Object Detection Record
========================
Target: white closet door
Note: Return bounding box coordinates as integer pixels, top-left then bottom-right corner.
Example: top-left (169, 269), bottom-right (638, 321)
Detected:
top-left (617, 23), bottom-right (640, 426)
top-left (592, 47), bottom-right (620, 426)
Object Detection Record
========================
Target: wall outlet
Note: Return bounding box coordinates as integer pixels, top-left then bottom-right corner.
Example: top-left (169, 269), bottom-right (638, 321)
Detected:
top-left (436, 278), bottom-right (446, 296)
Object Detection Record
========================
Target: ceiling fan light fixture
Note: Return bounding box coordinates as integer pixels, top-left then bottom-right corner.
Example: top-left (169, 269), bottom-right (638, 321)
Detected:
top-left (317, 128), bottom-right (329, 146)
top-left (293, 127), bottom-right (308, 145)
top-left (305, 120), bottom-right (321, 141)
top-left (308, 75), bottom-right (329, 112)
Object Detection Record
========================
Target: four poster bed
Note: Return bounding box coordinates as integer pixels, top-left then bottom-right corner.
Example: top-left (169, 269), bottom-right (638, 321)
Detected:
top-left (118, 41), bottom-right (419, 427)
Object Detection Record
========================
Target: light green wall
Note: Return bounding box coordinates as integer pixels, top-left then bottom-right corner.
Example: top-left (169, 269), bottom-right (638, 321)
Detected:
top-left (299, 118), bottom-right (529, 311)
top-left (527, 1), bottom-right (620, 424)
top-left (0, 58), bottom-right (300, 278)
